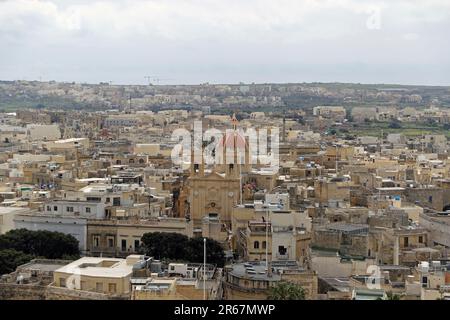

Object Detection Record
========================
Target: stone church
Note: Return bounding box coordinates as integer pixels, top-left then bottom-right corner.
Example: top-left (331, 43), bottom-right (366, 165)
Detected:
top-left (178, 115), bottom-right (251, 234)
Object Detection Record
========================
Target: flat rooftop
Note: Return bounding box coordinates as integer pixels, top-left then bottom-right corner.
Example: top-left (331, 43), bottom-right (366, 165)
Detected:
top-left (0, 207), bottom-right (29, 214)
top-left (54, 138), bottom-right (87, 144)
top-left (227, 262), bottom-right (281, 281)
top-left (19, 260), bottom-right (70, 273)
top-left (55, 257), bottom-right (133, 278)
top-left (320, 277), bottom-right (350, 292)
top-left (326, 223), bottom-right (369, 233)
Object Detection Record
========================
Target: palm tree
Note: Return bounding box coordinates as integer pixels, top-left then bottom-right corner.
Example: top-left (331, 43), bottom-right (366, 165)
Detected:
top-left (267, 281), bottom-right (306, 300)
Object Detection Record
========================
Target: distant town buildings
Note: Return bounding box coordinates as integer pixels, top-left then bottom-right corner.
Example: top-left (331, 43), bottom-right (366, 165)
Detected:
top-left (1, 81), bottom-right (450, 300)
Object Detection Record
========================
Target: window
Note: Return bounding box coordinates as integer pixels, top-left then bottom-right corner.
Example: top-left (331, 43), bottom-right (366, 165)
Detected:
top-left (253, 241), bottom-right (259, 249)
top-left (59, 278), bottom-right (66, 287)
top-left (404, 237), bottom-right (409, 247)
top-left (121, 239), bottom-right (127, 251)
top-left (278, 246), bottom-right (287, 255)
top-left (54, 206), bottom-right (58, 211)
top-left (428, 196), bottom-right (433, 203)
top-left (107, 237), bottom-right (114, 248)
top-left (66, 206), bottom-right (74, 212)
top-left (422, 276), bottom-right (428, 287)
top-left (262, 241), bottom-right (267, 249)
top-left (134, 240), bottom-right (140, 250)
top-left (108, 283), bottom-right (116, 293)
top-left (419, 236), bottom-right (423, 243)
top-left (47, 206), bottom-right (51, 211)
top-left (113, 197), bottom-right (121, 206)
top-left (93, 236), bottom-right (100, 248)
top-left (85, 207), bottom-right (91, 213)
top-left (96, 282), bottom-right (103, 292)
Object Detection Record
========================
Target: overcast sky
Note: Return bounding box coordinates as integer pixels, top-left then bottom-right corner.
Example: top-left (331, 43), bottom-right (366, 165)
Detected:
top-left (0, 0), bottom-right (449, 85)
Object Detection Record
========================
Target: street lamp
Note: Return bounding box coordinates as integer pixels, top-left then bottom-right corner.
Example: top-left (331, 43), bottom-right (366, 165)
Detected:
top-left (203, 237), bottom-right (206, 300)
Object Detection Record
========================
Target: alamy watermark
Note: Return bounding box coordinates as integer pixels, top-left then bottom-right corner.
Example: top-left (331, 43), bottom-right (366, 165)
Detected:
top-left (170, 121), bottom-right (280, 170)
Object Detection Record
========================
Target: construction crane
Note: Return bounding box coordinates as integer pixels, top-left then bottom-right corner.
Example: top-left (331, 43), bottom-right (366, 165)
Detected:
top-left (152, 78), bottom-right (174, 85)
top-left (144, 75), bottom-right (157, 85)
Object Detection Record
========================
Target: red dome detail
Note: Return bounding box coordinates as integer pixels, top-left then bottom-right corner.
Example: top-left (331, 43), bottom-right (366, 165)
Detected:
top-left (218, 131), bottom-right (247, 149)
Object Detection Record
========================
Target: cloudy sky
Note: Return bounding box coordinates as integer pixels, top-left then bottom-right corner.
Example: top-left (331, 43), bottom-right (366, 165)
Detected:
top-left (1, 0), bottom-right (449, 85)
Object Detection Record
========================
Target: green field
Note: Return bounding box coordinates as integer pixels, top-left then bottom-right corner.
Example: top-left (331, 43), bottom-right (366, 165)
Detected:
top-left (347, 122), bottom-right (450, 138)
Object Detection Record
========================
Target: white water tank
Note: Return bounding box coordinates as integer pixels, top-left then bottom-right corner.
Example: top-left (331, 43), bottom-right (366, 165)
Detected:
top-left (420, 261), bottom-right (429, 273)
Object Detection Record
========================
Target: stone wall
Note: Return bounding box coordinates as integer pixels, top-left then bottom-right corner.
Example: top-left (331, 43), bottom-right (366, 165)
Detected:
top-left (0, 283), bottom-right (130, 300)
top-left (405, 188), bottom-right (450, 211)
top-left (312, 230), bottom-right (340, 250)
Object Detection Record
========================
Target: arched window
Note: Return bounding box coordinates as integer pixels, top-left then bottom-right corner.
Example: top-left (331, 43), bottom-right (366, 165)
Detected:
top-left (262, 241), bottom-right (267, 249)
top-left (253, 241), bottom-right (259, 249)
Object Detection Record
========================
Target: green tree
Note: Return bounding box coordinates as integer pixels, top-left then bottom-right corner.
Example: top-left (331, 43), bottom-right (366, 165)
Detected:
top-left (346, 114), bottom-right (353, 122)
top-left (386, 291), bottom-right (401, 300)
top-left (186, 237), bottom-right (225, 267)
top-left (140, 232), bottom-right (225, 267)
top-left (328, 128), bottom-right (337, 135)
top-left (267, 281), bottom-right (306, 300)
top-left (0, 229), bottom-right (79, 259)
top-left (388, 120), bottom-right (402, 129)
top-left (141, 232), bottom-right (189, 260)
top-left (0, 249), bottom-right (34, 275)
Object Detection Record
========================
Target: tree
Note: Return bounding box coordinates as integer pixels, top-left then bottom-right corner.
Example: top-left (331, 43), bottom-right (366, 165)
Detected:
top-left (388, 120), bottom-right (402, 129)
top-left (140, 232), bottom-right (225, 267)
top-left (386, 291), bottom-right (401, 300)
top-left (0, 249), bottom-right (34, 275)
top-left (346, 114), bottom-right (354, 122)
top-left (0, 229), bottom-right (79, 259)
top-left (141, 232), bottom-right (189, 260)
top-left (267, 281), bottom-right (306, 300)
top-left (186, 237), bottom-right (225, 267)
top-left (328, 128), bottom-right (337, 135)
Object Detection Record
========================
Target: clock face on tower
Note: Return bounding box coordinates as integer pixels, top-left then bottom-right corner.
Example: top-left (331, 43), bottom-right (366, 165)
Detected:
top-left (210, 202), bottom-right (216, 208)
